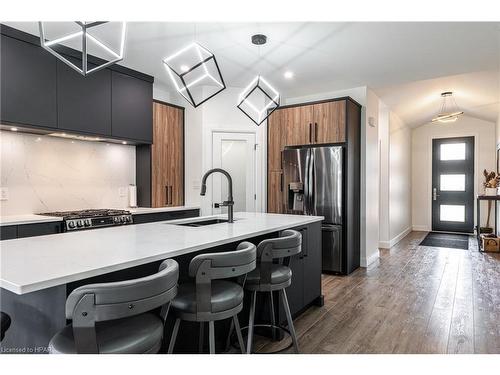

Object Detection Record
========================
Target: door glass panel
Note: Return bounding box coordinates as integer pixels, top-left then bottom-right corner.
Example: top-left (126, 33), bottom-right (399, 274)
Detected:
top-left (220, 140), bottom-right (247, 212)
top-left (440, 174), bottom-right (465, 191)
top-left (440, 205), bottom-right (465, 222)
top-left (440, 143), bottom-right (466, 160)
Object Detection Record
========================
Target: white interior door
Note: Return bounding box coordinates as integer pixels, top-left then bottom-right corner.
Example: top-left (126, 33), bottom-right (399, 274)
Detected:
top-left (212, 132), bottom-right (256, 215)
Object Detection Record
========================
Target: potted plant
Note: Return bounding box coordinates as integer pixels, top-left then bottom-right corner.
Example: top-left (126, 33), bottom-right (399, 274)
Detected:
top-left (480, 170), bottom-right (500, 234)
top-left (483, 170), bottom-right (499, 196)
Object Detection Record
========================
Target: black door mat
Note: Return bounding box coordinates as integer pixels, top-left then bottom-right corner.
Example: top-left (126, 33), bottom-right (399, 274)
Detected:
top-left (419, 232), bottom-right (469, 250)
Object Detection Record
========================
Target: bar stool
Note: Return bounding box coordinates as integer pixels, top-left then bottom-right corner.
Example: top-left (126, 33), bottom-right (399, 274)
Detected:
top-left (168, 241), bottom-right (256, 354)
top-left (0, 312), bottom-right (11, 342)
top-left (245, 229), bottom-right (302, 354)
top-left (48, 259), bottom-right (179, 354)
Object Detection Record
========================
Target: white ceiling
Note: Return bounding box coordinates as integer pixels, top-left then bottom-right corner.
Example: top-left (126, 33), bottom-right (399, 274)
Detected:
top-left (5, 21), bottom-right (500, 125)
top-left (376, 70), bottom-right (500, 127)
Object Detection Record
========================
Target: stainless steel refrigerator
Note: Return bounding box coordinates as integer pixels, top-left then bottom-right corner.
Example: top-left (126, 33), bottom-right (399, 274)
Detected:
top-left (282, 145), bottom-right (344, 273)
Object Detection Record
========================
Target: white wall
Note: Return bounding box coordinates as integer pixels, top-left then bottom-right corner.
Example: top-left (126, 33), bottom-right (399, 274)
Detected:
top-left (0, 131), bottom-right (135, 215)
top-left (362, 89), bottom-right (380, 266)
top-left (412, 115), bottom-right (496, 231)
top-left (378, 102), bottom-right (390, 246)
top-left (388, 112), bottom-right (412, 244)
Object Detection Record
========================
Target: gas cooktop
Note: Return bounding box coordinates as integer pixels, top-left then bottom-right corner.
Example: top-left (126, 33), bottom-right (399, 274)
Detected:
top-left (39, 209), bottom-right (133, 231)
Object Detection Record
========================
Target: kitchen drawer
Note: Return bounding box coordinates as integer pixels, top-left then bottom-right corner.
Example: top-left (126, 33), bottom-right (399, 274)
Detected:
top-left (17, 222), bottom-right (63, 238)
top-left (0, 225), bottom-right (18, 240)
top-left (132, 209), bottom-right (200, 224)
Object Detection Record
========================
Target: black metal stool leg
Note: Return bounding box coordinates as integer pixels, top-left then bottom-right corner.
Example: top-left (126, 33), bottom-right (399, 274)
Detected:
top-left (168, 318), bottom-right (181, 354)
top-left (280, 289), bottom-right (299, 354)
top-left (246, 290), bottom-right (257, 354)
top-left (199, 322), bottom-right (205, 353)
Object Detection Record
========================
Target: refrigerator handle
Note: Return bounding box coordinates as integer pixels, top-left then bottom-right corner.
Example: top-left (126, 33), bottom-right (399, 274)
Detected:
top-left (309, 150), bottom-right (316, 215)
top-left (304, 151), bottom-right (310, 215)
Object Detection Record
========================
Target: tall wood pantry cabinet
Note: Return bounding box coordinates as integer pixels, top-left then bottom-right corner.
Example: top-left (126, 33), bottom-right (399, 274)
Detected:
top-left (136, 100), bottom-right (184, 207)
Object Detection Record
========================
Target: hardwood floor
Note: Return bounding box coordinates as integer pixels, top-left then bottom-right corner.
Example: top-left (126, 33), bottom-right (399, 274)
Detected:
top-left (255, 231), bottom-right (500, 354)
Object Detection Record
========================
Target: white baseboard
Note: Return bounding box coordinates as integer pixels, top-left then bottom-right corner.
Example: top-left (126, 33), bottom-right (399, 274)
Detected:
top-left (412, 225), bottom-right (429, 232)
top-left (360, 251), bottom-right (380, 267)
top-left (379, 227), bottom-right (412, 249)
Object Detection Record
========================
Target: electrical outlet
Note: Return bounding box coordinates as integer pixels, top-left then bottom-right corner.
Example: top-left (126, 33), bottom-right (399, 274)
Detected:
top-left (118, 187), bottom-right (127, 197)
top-left (0, 187), bottom-right (9, 201)
top-left (192, 180), bottom-right (201, 190)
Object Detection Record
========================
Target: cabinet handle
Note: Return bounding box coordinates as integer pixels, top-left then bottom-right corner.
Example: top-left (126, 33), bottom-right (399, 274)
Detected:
top-left (280, 173), bottom-right (283, 192)
top-left (169, 186), bottom-right (173, 205)
top-left (165, 186), bottom-right (169, 206)
top-left (309, 123), bottom-right (312, 143)
top-left (315, 122), bottom-right (318, 143)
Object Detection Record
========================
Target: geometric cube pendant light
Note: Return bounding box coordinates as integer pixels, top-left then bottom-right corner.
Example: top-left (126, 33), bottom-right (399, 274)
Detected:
top-left (38, 22), bottom-right (127, 76)
top-left (163, 42), bottom-right (226, 107)
top-left (237, 75), bottom-right (280, 126)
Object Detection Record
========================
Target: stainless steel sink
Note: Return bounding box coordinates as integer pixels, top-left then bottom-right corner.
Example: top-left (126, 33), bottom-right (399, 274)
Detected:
top-left (175, 218), bottom-right (231, 227)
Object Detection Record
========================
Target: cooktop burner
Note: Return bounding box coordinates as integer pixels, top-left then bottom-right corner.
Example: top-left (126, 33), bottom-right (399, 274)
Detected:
top-left (39, 209), bottom-right (133, 231)
top-left (40, 209), bottom-right (131, 220)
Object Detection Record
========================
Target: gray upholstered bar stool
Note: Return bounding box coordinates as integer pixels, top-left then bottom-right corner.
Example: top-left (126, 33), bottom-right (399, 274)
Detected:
top-left (48, 259), bottom-right (179, 354)
top-left (168, 241), bottom-right (256, 354)
top-left (245, 229), bottom-right (302, 354)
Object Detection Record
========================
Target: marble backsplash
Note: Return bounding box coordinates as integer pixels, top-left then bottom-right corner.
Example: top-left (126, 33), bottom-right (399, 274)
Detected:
top-left (0, 131), bottom-right (136, 216)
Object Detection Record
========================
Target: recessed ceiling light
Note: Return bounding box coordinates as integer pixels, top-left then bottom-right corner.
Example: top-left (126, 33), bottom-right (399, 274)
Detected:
top-left (10, 127), bottom-right (18, 131)
top-left (180, 65), bottom-right (189, 72)
top-left (284, 71), bottom-right (294, 79)
top-left (122, 141), bottom-right (127, 145)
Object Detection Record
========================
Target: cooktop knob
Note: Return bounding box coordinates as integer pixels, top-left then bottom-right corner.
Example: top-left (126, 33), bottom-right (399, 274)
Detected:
top-left (84, 219), bottom-right (91, 226)
top-left (68, 221), bottom-right (76, 228)
top-left (77, 220), bottom-right (83, 227)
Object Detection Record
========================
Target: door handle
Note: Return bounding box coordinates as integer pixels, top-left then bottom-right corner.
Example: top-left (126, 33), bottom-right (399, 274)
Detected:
top-left (433, 187), bottom-right (440, 201)
top-left (314, 122), bottom-right (318, 143)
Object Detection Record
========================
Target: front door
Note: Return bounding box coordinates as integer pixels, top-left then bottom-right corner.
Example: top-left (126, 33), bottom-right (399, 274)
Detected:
top-left (431, 136), bottom-right (474, 233)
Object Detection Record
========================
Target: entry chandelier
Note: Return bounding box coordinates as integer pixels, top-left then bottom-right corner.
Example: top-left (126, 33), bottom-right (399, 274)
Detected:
top-left (163, 42), bottom-right (226, 107)
top-left (237, 34), bottom-right (280, 126)
top-left (39, 22), bottom-right (127, 76)
top-left (431, 91), bottom-right (464, 123)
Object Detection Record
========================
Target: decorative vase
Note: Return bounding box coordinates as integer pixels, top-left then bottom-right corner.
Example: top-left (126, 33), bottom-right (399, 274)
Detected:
top-left (485, 187), bottom-right (497, 196)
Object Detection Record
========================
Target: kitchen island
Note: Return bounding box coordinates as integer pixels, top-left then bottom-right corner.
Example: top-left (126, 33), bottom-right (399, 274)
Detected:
top-left (0, 212), bottom-right (323, 353)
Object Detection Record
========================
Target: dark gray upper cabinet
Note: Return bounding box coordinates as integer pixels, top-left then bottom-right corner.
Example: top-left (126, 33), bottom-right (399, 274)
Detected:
top-left (112, 71), bottom-right (153, 143)
top-left (57, 59), bottom-right (112, 136)
top-left (0, 35), bottom-right (57, 129)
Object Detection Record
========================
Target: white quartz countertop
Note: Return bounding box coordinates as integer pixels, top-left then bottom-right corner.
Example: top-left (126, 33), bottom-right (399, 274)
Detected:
top-left (0, 214), bottom-right (63, 226)
top-left (0, 212), bottom-right (323, 295)
top-left (0, 206), bottom-right (200, 226)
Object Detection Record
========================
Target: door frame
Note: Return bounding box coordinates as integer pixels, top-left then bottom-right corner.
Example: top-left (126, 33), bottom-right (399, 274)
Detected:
top-left (431, 136), bottom-right (475, 233)
top-left (426, 132), bottom-right (480, 232)
top-left (205, 129), bottom-right (261, 216)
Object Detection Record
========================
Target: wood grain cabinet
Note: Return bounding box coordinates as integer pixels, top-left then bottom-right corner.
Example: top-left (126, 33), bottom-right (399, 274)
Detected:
top-left (267, 98), bottom-right (355, 213)
top-left (312, 101), bottom-right (346, 143)
top-left (136, 101), bottom-right (184, 208)
top-left (152, 102), bottom-right (184, 207)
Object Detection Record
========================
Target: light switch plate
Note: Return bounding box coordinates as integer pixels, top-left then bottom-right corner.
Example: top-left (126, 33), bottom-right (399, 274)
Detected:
top-left (0, 187), bottom-right (9, 201)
